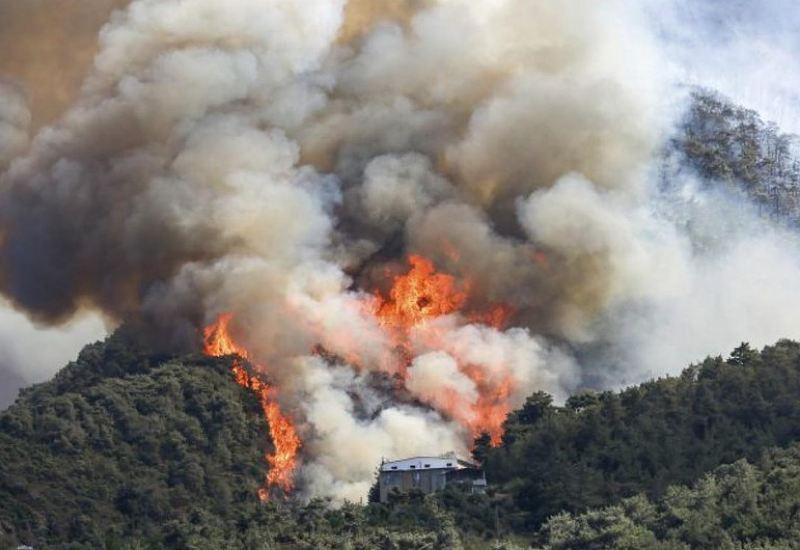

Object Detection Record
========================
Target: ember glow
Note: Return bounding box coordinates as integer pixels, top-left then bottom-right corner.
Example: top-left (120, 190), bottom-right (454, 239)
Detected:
top-left (203, 314), bottom-right (300, 500)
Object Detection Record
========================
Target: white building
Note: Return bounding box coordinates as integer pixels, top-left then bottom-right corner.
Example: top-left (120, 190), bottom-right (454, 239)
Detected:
top-left (378, 452), bottom-right (487, 503)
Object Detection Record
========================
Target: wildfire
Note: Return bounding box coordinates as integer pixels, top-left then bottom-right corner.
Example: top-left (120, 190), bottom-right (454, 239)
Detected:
top-left (203, 314), bottom-right (301, 500)
top-left (464, 368), bottom-right (513, 447)
top-left (374, 255), bottom-right (468, 329)
top-left (371, 255), bottom-right (515, 447)
top-left (203, 313), bottom-right (244, 358)
top-left (203, 253), bottom-right (516, 501)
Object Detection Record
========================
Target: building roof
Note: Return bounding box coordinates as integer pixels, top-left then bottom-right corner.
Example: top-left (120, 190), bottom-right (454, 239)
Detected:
top-left (380, 454), bottom-right (480, 472)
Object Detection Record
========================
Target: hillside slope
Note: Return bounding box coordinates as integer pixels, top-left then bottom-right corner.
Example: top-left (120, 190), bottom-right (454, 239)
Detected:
top-left (4, 336), bottom-right (800, 549)
top-left (0, 332), bottom-right (269, 548)
top-left (534, 442), bottom-right (800, 549)
top-left (481, 340), bottom-right (800, 530)
top-left (670, 88), bottom-right (800, 225)
top-left (0, 333), bottom-right (472, 550)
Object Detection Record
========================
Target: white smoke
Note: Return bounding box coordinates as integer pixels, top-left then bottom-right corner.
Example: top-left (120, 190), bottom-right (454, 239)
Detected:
top-left (361, 153), bottom-right (454, 230)
top-left (407, 351), bottom-right (480, 422)
top-left (591, 178), bottom-right (800, 385)
top-left (294, 355), bottom-right (468, 503)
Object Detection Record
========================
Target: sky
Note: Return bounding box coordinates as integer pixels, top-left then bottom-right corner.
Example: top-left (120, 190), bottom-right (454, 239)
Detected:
top-left (648, 0), bottom-right (800, 134)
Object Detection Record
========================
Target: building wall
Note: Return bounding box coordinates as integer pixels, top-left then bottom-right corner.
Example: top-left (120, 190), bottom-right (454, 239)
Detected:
top-left (378, 468), bottom-right (449, 503)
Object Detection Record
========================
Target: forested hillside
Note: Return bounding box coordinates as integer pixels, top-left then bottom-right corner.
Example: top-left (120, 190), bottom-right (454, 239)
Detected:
top-left (480, 340), bottom-right (800, 531)
top-left (533, 443), bottom-right (800, 549)
top-left (3, 335), bottom-right (800, 549)
top-left (0, 333), bottom-right (269, 548)
top-left (672, 89), bottom-right (800, 224)
top-left (0, 333), bottom-right (493, 549)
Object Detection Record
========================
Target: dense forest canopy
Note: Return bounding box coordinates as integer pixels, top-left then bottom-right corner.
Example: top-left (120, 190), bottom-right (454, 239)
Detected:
top-left (3, 333), bottom-right (800, 549)
top-left (532, 443), bottom-right (800, 549)
top-left (481, 340), bottom-right (800, 529)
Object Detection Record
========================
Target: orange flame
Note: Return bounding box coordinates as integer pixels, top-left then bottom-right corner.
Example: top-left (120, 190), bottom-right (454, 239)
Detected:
top-left (374, 255), bottom-right (469, 329)
top-left (463, 367), bottom-right (513, 447)
top-left (370, 255), bottom-right (515, 447)
top-left (203, 314), bottom-right (300, 500)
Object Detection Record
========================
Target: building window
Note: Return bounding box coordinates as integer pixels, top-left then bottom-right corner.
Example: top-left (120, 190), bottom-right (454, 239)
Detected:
top-left (410, 465), bottom-right (416, 469)
top-left (446, 463), bottom-right (452, 466)
top-left (424, 464), bottom-right (430, 468)
top-left (391, 466), bottom-right (397, 470)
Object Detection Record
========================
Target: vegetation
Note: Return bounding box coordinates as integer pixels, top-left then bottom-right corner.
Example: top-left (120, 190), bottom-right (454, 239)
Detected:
top-left (3, 333), bottom-right (800, 548)
top-left (0, 332), bottom-right (502, 549)
top-left (482, 341), bottom-right (800, 531)
top-left (672, 88), bottom-right (800, 224)
top-left (0, 332), bottom-right (268, 548)
top-left (532, 442), bottom-right (800, 549)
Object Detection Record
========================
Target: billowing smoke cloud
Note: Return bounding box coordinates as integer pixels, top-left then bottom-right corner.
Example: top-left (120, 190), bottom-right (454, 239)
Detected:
top-left (1, 0), bottom-right (798, 502)
top-left (0, 0), bottom-right (124, 401)
top-left (293, 355), bottom-right (468, 502)
top-left (587, 177), bottom-right (800, 387)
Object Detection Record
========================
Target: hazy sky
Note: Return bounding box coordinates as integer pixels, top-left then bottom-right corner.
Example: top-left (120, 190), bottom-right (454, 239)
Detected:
top-left (648, 0), bottom-right (800, 133)
top-left (0, 306), bottom-right (106, 409)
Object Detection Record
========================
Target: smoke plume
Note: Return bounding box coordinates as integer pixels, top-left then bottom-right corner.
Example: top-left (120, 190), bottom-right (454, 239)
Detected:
top-left (1, 0), bottom-right (798, 501)
top-left (0, 81), bottom-right (29, 169)
top-left (0, 0), bottom-right (130, 129)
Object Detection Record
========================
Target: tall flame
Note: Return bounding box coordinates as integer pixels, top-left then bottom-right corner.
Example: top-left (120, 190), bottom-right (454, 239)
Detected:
top-left (371, 255), bottom-right (514, 446)
top-left (204, 254), bottom-right (515, 502)
top-left (203, 313), bottom-right (300, 500)
top-left (375, 255), bottom-right (469, 329)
